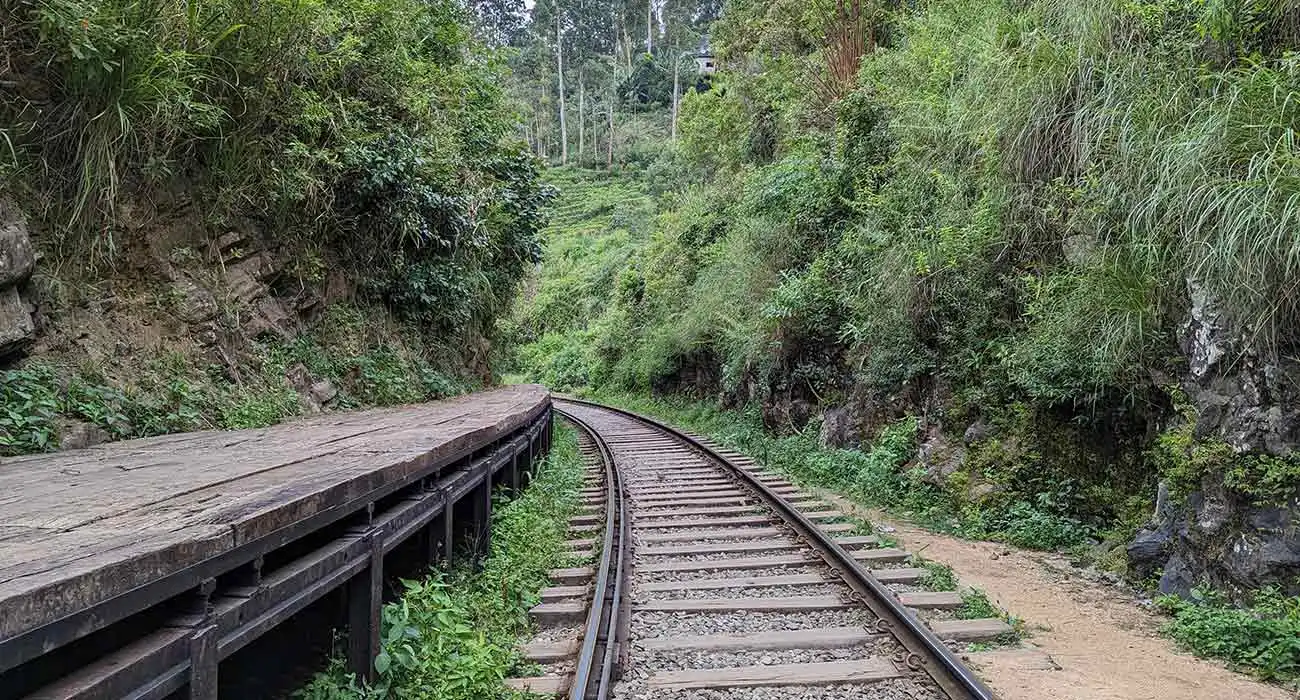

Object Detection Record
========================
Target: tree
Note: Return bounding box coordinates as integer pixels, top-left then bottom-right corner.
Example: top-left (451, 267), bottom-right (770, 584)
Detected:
top-left (557, 10), bottom-right (569, 164)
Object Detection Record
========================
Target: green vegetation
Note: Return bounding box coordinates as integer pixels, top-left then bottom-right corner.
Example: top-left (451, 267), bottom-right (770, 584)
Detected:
top-left (0, 305), bottom-right (470, 454)
top-left (297, 423), bottom-right (584, 699)
top-left (584, 391), bottom-right (1092, 550)
top-left (0, 0), bottom-right (549, 434)
top-left (1157, 586), bottom-right (1300, 683)
top-left (509, 0), bottom-right (1300, 557)
top-left (915, 558), bottom-right (958, 592)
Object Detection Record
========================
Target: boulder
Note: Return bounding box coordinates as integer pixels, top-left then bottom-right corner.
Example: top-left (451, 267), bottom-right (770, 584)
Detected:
top-left (285, 364), bottom-right (338, 413)
top-left (0, 198), bottom-right (36, 287)
top-left (171, 275), bottom-right (218, 323)
top-left (0, 286), bottom-right (35, 357)
top-left (1159, 552), bottom-right (1196, 597)
top-left (819, 406), bottom-right (857, 448)
top-left (963, 418), bottom-right (992, 445)
top-left (1126, 528), bottom-right (1171, 580)
top-left (309, 379), bottom-right (338, 404)
top-left (224, 267), bottom-right (266, 306)
top-left (967, 481), bottom-right (1005, 504)
top-left (917, 431), bottom-right (964, 486)
top-left (241, 297), bottom-right (295, 339)
top-left (59, 421), bottom-right (112, 451)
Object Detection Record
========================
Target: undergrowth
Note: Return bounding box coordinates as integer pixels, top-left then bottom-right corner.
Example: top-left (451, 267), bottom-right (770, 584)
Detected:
top-left (587, 390), bottom-right (1092, 552)
top-left (296, 423), bottom-right (584, 699)
top-left (0, 304), bottom-right (470, 455)
top-left (1156, 586), bottom-right (1300, 684)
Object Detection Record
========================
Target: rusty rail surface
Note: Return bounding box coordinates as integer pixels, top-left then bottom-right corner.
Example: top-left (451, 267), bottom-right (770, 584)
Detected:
top-left (552, 408), bottom-right (629, 700)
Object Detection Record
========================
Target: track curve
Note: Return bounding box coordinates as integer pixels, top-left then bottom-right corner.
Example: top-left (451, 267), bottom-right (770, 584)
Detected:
top-left (511, 397), bottom-right (1000, 699)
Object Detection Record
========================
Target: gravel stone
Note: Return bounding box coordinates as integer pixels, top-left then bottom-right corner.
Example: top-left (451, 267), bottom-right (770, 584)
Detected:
top-left (634, 583), bottom-right (846, 601)
top-left (630, 608), bottom-right (880, 638)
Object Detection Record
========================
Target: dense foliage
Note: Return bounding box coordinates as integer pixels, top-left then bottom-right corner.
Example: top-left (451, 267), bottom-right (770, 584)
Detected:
top-left (512, 0), bottom-right (1300, 539)
top-left (1158, 586), bottom-right (1300, 682)
top-left (297, 424), bottom-right (584, 699)
top-left (0, 0), bottom-right (548, 332)
top-left (584, 390), bottom-right (1091, 550)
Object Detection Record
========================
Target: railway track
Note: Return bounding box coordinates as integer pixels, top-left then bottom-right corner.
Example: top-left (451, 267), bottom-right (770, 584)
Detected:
top-left (508, 398), bottom-right (1006, 699)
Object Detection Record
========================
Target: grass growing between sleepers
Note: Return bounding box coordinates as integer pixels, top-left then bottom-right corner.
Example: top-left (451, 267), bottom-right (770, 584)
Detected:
top-left (296, 424), bottom-right (584, 700)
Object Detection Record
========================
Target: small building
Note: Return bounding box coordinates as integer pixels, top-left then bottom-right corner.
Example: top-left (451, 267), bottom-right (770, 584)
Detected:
top-left (695, 36), bottom-right (716, 75)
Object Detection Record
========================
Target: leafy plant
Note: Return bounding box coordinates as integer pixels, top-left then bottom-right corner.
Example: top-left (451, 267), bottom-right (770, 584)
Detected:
top-left (1157, 586), bottom-right (1300, 682)
top-left (0, 365), bottom-right (63, 455)
top-left (297, 425), bottom-right (585, 698)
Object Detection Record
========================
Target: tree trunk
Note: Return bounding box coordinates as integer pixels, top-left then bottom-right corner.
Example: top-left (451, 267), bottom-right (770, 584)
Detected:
top-left (646, 0), bottom-right (653, 54)
top-left (578, 78), bottom-right (586, 164)
top-left (607, 96), bottom-right (615, 170)
top-left (556, 11), bottom-right (568, 165)
top-left (671, 57), bottom-right (680, 141)
top-left (622, 22), bottom-right (633, 72)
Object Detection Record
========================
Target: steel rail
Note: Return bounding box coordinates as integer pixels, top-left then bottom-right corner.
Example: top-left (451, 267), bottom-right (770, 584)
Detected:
top-left (555, 397), bottom-right (997, 700)
top-left (554, 407), bottom-right (628, 700)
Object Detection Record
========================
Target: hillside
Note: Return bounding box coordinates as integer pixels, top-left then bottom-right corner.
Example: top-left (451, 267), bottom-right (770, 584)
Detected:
top-left (0, 0), bottom-right (550, 451)
top-left (510, 0), bottom-right (1300, 611)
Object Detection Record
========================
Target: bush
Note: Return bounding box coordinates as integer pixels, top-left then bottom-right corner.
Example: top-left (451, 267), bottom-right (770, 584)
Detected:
top-left (1157, 586), bottom-right (1300, 682)
top-left (298, 425), bottom-right (585, 699)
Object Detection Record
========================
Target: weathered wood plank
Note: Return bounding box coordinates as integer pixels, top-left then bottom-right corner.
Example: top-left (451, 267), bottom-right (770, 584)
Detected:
top-left (637, 573), bottom-right (828, 592)
top-left (503, 675), bottom-right (568, 695)
top-left (898, 591), bottom-right (964, 609)
top-left (521, 637), bottom-right (580, 662)
top-left (635, 595), bottom-right (852, 613)
top-left (929, 618), bottom-right (1013, 642)
top-left (0, 385), bottom-right (550, 649)
top-left (636, 523), bottom-right (855, 544)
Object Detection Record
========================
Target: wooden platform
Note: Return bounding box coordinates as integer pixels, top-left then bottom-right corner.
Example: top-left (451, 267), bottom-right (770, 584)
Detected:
top-left (0, 385), bottom-right (551, 696)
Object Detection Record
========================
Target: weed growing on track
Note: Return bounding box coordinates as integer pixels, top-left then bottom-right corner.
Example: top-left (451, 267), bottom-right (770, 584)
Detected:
top-left (296, 425), bottom-right (583, 700)
top-left (1156, 587), bottom-right (1300, 684)
top-left (914, 558), bottom-right (958, 592)
top-left (958, 588), bottom-right (1024, 647)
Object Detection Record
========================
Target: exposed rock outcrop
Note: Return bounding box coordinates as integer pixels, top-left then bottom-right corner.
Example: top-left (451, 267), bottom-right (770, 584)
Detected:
top-left (1128, 281), bottom-right (1300, 599)
top-left (1180, 281), bottom-right (1300, 454)
top-left (1131, 474), bottom-right (1300, 600)
top-left (0, 199), bottom-right (37, 357)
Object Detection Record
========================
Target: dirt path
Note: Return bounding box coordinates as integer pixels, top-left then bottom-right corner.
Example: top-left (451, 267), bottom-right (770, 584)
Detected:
top-left (819, 492), bottom-right (1296, 700)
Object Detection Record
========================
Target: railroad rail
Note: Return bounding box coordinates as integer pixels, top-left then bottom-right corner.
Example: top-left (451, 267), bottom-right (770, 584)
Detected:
top-left (0, 385), bottom-right (552, 700)
top-left (509, 398), bottom-right (1002, 699)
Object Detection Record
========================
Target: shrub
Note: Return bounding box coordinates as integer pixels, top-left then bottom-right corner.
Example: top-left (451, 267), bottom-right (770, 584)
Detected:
top-left (298, 425), bottom-right (585, 699)
top-left (1157, 586), bottom-right (1300, 682)
top-left (0, 365), bottom-right (62, 454)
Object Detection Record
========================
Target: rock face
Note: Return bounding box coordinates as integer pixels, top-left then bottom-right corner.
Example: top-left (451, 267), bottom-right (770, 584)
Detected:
top-left (1181, 281), bottom-right (1300, 454)
top-left (1128, 280), bottom-right (1300, 599)
top-left (0, 199), bottom-right (36, 287)
top-left (1132, 475), bottom-right (1300, 599)
top-left (0, 200), bottom-right (36, 357)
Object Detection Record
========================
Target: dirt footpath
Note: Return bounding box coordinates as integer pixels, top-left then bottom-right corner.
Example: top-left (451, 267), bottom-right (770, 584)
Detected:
top-left (823, 492), bottom-right (1296, 700)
